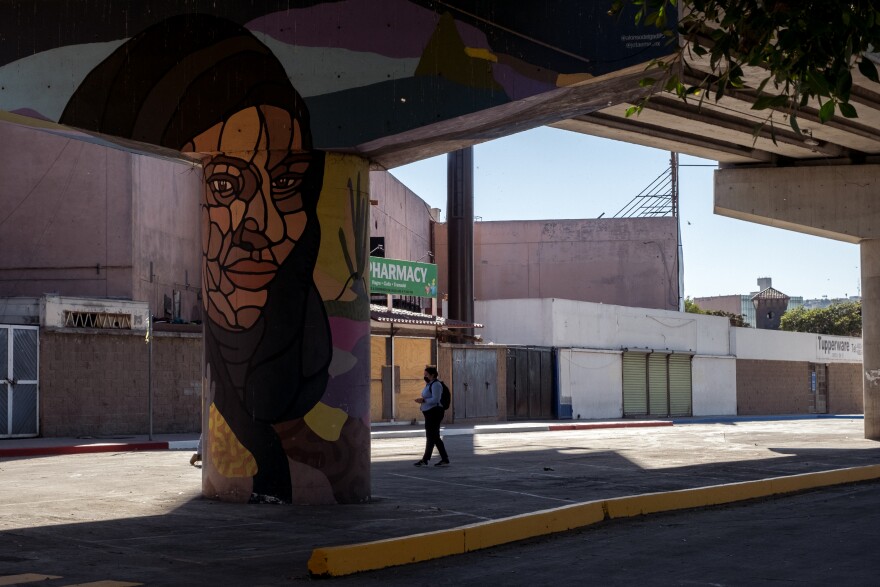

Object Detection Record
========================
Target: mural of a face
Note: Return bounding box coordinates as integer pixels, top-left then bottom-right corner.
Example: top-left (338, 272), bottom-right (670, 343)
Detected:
top-left (56, 13), bottom-right (368, 505)
top-left (187, 105), bottom-right (312, 330)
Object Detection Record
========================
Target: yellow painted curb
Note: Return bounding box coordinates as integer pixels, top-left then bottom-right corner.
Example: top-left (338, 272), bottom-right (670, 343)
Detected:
top-left (308, 527), bottom-right (465, 577)
top-left (307, 464), bottom-right (880, 577)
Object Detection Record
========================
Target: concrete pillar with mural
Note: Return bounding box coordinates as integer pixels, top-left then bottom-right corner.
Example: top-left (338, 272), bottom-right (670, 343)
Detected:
top-left (861, 239), bottom-right (880, 439)
top-left (58, 15), bottom-right (372, 503)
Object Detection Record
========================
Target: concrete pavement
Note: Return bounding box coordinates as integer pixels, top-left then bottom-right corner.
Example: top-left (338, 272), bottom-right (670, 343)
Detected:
top-left (1, 417), bottom-right (878, 585)
top-left (0, 418), bottom-right (674, 457)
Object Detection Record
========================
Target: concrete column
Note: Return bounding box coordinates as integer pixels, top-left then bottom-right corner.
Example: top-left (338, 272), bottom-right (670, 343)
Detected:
top-left (201, 152), bottom-right (373, 504)
top-left (861, 239), bottom-right (880, 440)
top-left (446, 147), bottom-right (475, 336)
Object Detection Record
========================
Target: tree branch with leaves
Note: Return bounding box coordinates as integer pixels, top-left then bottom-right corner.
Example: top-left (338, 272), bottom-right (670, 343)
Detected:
top-left (609, 0), bottom-right (880, 135)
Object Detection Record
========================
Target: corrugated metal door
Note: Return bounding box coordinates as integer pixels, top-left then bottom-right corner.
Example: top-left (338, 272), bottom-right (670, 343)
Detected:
top-left (454, 348), bottom-right (497, 420)
top-left (622, 352), bottom-right (648, 416)
top-left (648, 353), bottom-right (669, 416)
top-left (1, 325), bottom-right (39, 438)
top-left (668, 354), bottom-right (693, 417)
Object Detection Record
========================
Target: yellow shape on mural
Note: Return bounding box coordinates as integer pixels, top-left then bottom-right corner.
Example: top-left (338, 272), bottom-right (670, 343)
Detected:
top-left (304, 401), bottom-right (348, 442)
top-left (464, 47), bottom-right (498, 62)
top-left (209, 403), bottom-right (258, 477)
top-left (314, 153), bottom-right (370, 302)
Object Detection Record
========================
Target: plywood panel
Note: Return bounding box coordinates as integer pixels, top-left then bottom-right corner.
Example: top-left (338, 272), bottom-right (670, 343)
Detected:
top-left (370, 380), bottom-right (383, 423)
top-left (370, 336), bottom-right (386, 380)
top-left (396, 337), bottom-right (432, 380)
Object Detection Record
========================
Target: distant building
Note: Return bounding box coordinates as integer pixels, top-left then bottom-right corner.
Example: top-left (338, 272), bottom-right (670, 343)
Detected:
top-left (801, 296), bottom-right (861, 310)
top-left (695, 277), bottom-right (804, 327)
top-left (752, 286), bottom-right (790, 330)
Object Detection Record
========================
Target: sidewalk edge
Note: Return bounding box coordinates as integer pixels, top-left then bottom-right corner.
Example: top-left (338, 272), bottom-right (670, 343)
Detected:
top-left (0, 442), bottom-right (170, 457)
top-left (307, 464), bottom-right (880, 577)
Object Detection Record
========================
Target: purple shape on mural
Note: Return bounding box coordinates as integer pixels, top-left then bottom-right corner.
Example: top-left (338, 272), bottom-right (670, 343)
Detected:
top-left (492, 62), bottom-right (557, 102)
top-left (328, 316), bottom-right (368, 353)
top-left (247, 0), bottom-right (490, 59)
top-left (321, 331), bottom-right (371, 421)
top-left (10, 108), bottom-right (51, 121)
top-left (453, 20), bottom-right (492, 50)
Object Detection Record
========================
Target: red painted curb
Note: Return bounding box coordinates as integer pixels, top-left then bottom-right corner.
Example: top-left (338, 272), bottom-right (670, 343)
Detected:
top-left (0, 442), bottom-right (170, 458)
top-left (548, 422), bottom-right (673, 431)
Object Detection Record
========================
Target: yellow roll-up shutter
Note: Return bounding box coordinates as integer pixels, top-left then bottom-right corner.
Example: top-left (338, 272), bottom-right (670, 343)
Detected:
top-left (668, 354), bottom-right (693, 417)
top-left (622, 352), bottom-right (648, 416)
top-left (648, 353), bottom-right (669, 417)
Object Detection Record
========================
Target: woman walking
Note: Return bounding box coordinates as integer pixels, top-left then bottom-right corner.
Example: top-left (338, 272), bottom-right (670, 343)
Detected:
top-left (414, 366), bottom-right (450, 467)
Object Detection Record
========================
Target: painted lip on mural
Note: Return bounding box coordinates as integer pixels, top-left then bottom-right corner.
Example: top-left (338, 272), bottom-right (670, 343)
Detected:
top-left (224, 259), bottom-right (279, 289)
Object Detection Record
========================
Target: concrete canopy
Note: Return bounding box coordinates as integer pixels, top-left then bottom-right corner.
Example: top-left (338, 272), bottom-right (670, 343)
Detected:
top-left (551, 56), bottom-right (880, 169)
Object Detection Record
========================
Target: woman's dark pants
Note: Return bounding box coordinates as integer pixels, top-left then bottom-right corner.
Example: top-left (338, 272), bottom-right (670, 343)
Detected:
top-left (422, 406), bottom-right (449, 462)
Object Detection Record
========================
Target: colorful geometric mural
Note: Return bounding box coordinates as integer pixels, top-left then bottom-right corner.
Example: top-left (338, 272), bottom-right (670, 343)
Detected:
top-left (0, 1), bottom-right (670, 149)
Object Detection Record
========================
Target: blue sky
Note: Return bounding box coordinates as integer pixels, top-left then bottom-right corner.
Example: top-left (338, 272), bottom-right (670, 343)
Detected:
top-left (389, 126), bottom-right (861, 301)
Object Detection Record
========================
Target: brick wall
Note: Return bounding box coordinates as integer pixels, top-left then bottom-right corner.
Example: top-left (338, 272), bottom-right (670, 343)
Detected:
top-left (736, 359), bottom-right (863, 416)
top-left (39, 329), bottom-right (201, 437)
top-left (736, 360), bottom-right (812, 415)
top-left (827, 363), bottom-right (864, 414)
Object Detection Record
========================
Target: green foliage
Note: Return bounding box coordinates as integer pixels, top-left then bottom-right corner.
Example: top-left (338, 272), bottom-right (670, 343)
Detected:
top-left (780, 301), bottom-right (862, 336)
top-left (684, 296), bottom-right (703, 313)
top-left (684, 297), bottom-right (749, 327)
top-left (609, 0), bottom-right (880, 134)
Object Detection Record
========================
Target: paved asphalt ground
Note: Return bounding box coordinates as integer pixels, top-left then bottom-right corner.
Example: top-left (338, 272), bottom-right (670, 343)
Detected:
top-left (1, 418), bottom-right (879, 586)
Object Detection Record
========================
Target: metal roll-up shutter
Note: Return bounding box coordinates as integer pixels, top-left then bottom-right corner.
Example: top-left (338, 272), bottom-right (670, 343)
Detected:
top-left (648, 353), bottom-right (669, 416)
top-left (622, 352), bottom-right (648, 416)
top-left (668, 354), bottom-right (693, 417)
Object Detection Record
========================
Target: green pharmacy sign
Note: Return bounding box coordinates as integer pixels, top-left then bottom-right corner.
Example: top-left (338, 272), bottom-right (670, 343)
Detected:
top-left (369, 256), bottom-right (438, 298)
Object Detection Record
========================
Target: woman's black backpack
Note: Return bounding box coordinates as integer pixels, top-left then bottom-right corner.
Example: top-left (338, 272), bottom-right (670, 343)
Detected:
top-left (439, 380), bottom-right (451, 410)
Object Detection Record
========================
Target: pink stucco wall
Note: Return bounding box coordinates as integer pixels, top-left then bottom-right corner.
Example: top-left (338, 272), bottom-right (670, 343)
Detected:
top-left (369, 170), bottom-right (434, 264)
top-left (0, 119), bottom-right (202, 321)
top-left (0, 120), bottom-right (134, 298)
top-left (694, 295), bottom-right (742, 316)
top-left (131, 155), bottom-right (203, 322)
top-left (435, 218), bottom-right (680, 310)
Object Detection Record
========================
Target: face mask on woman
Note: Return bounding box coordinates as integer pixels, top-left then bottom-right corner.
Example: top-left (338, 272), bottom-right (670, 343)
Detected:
top-left (424, 376), bottom-right (430, 383)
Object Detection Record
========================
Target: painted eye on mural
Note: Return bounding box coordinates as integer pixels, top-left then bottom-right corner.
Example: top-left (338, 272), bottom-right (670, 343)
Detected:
top-left (271, 174), bottom-right (304, 200)
top-left (207, 174), bottom-right (241, 202)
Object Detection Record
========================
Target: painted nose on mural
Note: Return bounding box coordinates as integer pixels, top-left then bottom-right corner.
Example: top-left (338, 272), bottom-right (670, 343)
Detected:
top-left (234, 217), bottom-right (271, 251)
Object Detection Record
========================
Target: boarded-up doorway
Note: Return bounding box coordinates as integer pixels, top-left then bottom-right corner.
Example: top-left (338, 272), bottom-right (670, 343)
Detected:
top-left (451, 347), bottom-right (497, 420)
top-left (506, 347), bottom-right (554, 420)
